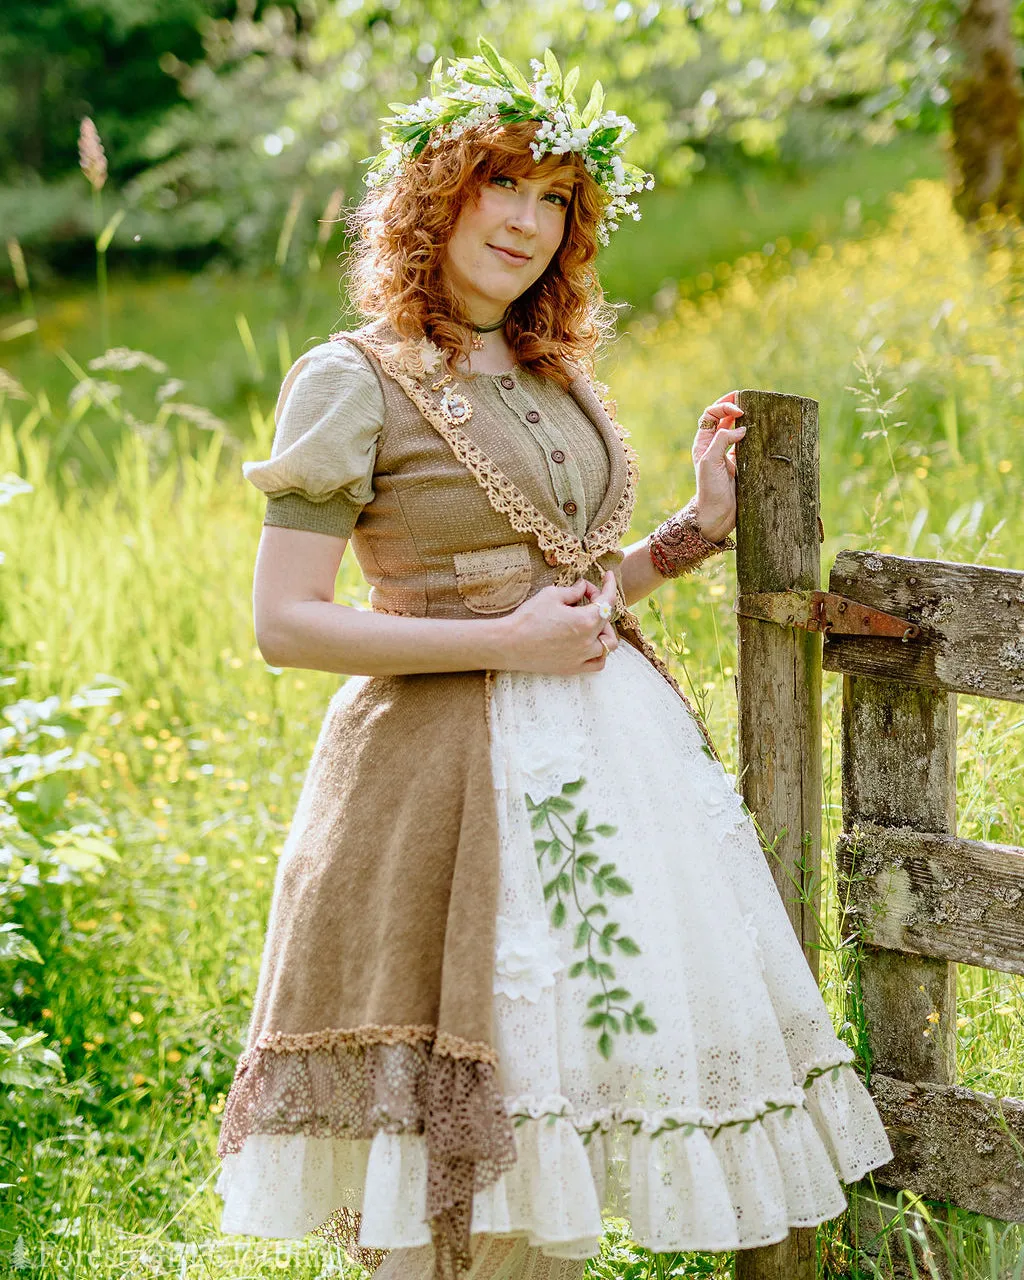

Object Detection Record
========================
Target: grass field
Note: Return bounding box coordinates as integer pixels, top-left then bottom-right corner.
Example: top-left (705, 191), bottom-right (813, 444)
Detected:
top-left (2, 130), bottom-right (1023, 1278)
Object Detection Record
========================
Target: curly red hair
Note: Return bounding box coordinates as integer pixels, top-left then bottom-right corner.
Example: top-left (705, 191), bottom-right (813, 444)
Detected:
top-left (345, 121), bottom-right (615, 388)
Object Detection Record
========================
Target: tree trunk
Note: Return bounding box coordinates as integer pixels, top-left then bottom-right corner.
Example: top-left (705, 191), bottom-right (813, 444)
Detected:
top-left (949, 0), bottom-right (1023, 220)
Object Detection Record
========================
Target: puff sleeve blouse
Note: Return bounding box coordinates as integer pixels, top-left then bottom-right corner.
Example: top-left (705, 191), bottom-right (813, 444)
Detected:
top-left (242, 340), bottom-right (385, 540)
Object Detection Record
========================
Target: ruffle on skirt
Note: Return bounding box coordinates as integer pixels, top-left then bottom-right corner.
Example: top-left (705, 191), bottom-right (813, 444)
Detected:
top-left (217, 640), bottom-right (893, 1257)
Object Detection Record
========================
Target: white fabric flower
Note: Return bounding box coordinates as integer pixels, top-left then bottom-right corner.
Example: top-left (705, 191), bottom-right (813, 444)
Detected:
top-left (386, 336), bottom-right (442, 380)
top-left (517, 728), bottom-right (587, 803)
top-left (494, 915), bottom-right (564, 1002)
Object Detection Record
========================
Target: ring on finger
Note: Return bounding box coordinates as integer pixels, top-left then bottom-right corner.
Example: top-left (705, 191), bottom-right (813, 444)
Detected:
top-left (598, 636), bottom-right (611, 656)
top-left (596, 600), bottom-right (612, 621)
top-left (698, 411), bottom-right (719, 431)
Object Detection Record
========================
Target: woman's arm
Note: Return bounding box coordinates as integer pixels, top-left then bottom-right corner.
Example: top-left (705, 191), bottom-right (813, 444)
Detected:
top-left (618, 404), bottom-right (746, 609)
top-left (253, 526), bottom-right (620, 677)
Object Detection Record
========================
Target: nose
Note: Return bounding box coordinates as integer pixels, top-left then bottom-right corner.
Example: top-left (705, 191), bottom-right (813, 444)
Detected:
top-left (506, 192), bottom-right (539, 237)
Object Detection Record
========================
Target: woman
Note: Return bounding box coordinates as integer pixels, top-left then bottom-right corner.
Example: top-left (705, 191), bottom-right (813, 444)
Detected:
top-left (215, 41), bottom-right (894, 1280)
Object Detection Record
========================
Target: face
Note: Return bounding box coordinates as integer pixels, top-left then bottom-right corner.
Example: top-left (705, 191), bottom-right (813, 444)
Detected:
top-left (441, 156), bottom-right (577, 322)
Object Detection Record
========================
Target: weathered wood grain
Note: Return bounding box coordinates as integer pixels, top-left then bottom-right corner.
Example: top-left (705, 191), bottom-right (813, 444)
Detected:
top-left (837, 826), bottom-right (1024, 975)
top-left (734, 389), bottom-right (820, 1280)
top-left (824, 551), bottom-right (1024, 703)
top-left (869, 1073), bottom-right (1024, 1223)
top-left (735, 389), bottom-right (822, 974)
top-left (841, 676), bottom-right (958, 1085)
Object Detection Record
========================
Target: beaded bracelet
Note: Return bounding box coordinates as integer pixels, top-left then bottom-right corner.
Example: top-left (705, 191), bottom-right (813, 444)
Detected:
top-left (648, 496), bottom-right (736, 579)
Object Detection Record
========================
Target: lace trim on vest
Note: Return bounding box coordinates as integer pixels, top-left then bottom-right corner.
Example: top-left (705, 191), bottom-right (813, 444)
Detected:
top-left (218, 1027), bottom-right (516, 1280)
top-left (346, 330), bottom-right (637, 583)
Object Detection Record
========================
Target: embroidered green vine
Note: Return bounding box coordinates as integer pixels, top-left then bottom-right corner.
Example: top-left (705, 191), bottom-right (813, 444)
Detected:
top-left (527, 776), bottom-right (656, 1059)
top-left (509, 1061), bottom-right (849, 1144)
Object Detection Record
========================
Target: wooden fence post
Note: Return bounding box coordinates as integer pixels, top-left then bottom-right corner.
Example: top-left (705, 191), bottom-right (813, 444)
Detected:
top-left (839, 675), bottom-right (958, 1278)
top-left (734, 390), bottom-right (821, 1280)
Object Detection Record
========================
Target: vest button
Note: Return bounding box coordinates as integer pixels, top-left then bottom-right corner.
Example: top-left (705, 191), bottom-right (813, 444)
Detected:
top-left (525, 409), bottom-right (541, 423)
top-left (544, 549), bottom-right (559, 567)
top-left (562, 499), bottom-right (578, 516)
top-left (500, 375), bottom-right (515, 390)
top-left (550, 449), bottom-right (566, 464)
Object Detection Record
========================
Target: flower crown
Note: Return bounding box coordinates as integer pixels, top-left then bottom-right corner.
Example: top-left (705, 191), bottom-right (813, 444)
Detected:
top-left (363, 38), bottom-right (654, 245)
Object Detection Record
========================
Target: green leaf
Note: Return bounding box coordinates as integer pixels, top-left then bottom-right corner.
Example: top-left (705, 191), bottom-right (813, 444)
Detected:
top-left (584, 1011), bottom-right (607, 1029)
top-left (615, 935), bottom-right (641, 955)
top-left (552, 899), bottom-right (566, 927)
top-left (542, 878), bottom-right (558, 900)
top-left (585, 957), bottom-right (599, 978)
top-left (594, 823), bottom-right (617, 837)
top-left (547, 795), bottom-right (573, 812)
top-left (597, 1030), bottom-right (613, 1059)
top-left (499, 56), bottom-right (533, 95)
top-left (556, 872), bottom-right (571, 893)
top-left (605, 1014), bottom-right (620, 1033)
top-left (562, 66), bottom-right (580, 101)
top-left (585, 903), bottom-right (608, 917)
top-left (96, 209), bottom-right (125, 254)
top-left (606, 988), bottom-right (631, 1002)
top-left (586, 992), bottom-right (606, 1008)
top-left (599, 934), bottom-right (612, 955)
top-left (530, 808), bottom-right (546, 830)
top-left (567, 960), bottom-right (586, 978)
top-left (581, 79), bottom-right (605, 127)
top-left (623, 1012), bottom-right (634, 1033)
top-left (636, 1016), bottom-right (657, 1034)
top-left (543, 49), bottom-right (562, 90)
top-left (605, 875), bottom-right (633, 896)
top-left (596, 961), bottom-right (615, 978)
top-left (574, 921), bottom-right (590, 948)
top-left (477, 37), bottom-right (507, 80)
top-left (561, 778), bottom-right (585, 794)
top-left (577, 853), bottom-right (598, 869)
top-left (0, 926), bottom-right (43, 964)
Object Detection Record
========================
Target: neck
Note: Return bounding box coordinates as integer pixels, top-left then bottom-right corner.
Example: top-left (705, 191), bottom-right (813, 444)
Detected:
top-left (469, 305), bottom-right (510, 332)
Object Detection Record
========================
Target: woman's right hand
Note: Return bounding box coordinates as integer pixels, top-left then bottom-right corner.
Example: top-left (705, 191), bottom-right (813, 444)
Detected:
top-left (496, 570), bottom-right (619, 675)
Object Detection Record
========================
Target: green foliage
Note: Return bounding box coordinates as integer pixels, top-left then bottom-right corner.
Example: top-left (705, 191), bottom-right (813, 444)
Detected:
top-left (0, 582), bottom-right (123, 1097)
top-left (528, 777), bottom-right (651, 1061)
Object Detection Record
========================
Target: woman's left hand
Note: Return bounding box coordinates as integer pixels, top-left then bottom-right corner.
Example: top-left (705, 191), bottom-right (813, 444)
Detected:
top-left (691, 391), bottom-right (746, 542)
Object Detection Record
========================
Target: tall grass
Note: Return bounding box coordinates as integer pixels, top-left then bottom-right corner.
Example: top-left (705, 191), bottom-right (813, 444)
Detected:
top-left (1, 176), bottom-right (1022, 1277)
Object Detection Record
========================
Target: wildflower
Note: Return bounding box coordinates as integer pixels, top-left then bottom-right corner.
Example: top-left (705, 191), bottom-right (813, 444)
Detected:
top-left (78, 117), bottom-right (107, 192)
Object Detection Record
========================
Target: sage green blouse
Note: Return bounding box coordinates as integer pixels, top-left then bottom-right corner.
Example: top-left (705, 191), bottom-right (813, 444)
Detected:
top-left (243, 340), bottom-right (612, 542)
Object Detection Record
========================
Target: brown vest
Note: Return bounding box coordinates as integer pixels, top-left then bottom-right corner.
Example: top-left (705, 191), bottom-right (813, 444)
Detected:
top-left (340, 321), bottom-right (637, 620)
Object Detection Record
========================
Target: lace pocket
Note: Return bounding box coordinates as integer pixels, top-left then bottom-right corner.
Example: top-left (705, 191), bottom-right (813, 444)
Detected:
top-left (453, 543), bottom-right (532, 614)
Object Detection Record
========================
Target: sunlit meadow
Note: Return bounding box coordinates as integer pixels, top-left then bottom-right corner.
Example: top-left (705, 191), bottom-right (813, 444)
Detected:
top-left (1, 176), bottom-right (1022, 1277)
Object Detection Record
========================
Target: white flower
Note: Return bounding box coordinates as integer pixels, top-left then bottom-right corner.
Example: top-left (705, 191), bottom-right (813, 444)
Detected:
top-left (517, 728), bottom-right (587, 802)
top-left (494, 916), bottom-right (564, 1002)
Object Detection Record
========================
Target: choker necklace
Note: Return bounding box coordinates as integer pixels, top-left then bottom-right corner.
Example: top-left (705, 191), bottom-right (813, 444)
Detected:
top-left (471, 309), bottom-right (510, 351)
top-left (471, 309), bottom-right (511, 333)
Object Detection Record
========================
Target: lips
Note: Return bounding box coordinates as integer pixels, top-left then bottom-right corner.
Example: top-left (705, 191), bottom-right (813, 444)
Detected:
top-left (488, 244), bottom-right (531, 264)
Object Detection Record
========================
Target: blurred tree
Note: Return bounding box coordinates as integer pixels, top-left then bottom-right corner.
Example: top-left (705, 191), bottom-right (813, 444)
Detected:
top-left (2, 0), bottom-right (1021, 266)
top-left (125, 0), bottom-right (1024, 263)
top-left (949, 0), bottom-right (1022, 219)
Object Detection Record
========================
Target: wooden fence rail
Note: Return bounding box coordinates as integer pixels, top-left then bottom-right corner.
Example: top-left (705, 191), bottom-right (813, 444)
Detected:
top-left (824, 550), bottom-right (1024, 1235)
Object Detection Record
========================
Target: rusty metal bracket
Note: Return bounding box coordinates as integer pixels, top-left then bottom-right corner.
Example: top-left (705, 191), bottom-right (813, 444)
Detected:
top-left (735, 590), bottom-right (921, 642)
